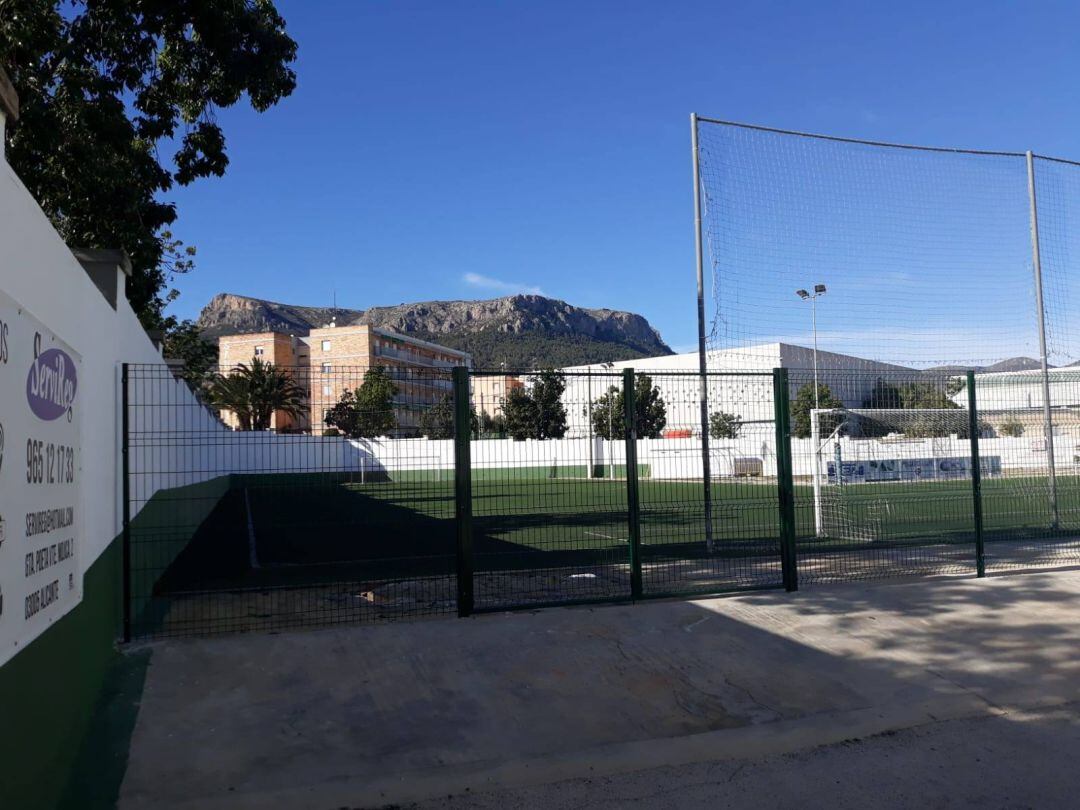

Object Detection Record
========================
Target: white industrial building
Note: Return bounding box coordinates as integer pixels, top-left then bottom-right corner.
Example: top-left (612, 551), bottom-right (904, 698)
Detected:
top-left (957, 368), bottom-right (1080, 412)
top-left (559, 343), bottom-right (913, 438)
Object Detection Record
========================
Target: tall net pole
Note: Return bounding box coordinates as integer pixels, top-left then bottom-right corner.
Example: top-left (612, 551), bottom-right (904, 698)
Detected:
top-left (691, 113), bottom-right (714, 552)
top-left (1026, 150), bottom-right (1059, 528)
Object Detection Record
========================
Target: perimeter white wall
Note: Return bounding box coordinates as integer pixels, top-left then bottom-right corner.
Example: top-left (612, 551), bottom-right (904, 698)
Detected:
top-left (0, 158), bottom-right (169, 577)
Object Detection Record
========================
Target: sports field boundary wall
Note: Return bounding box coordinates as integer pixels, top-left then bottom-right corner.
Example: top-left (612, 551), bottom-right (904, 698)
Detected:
top-left (0, 116), bottom-right (207, 807)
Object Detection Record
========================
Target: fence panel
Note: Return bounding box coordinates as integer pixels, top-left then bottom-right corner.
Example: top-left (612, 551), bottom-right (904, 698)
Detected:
top-left (636, 371), bottom-right (785, 596)
top-left (469, 370), bottom-right (632, 610)
top-left (788, 369), bottom-right (979, 583)
top-left (125, 363), bottom-right (459, 639)
top-left (977, 371), bottom-right (1080, 572)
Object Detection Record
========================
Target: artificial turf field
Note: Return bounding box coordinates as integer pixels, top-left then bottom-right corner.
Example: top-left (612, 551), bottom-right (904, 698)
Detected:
top-left (158, 471), bottom-right (1080, 596)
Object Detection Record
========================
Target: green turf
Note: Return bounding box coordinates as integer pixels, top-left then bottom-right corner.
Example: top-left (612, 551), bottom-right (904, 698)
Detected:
top-left (152, 472), bottom-right (1080, 592)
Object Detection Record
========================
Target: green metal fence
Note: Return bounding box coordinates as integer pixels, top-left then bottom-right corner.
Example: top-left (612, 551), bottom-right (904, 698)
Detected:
top-left (123, 363), bottom-right (1080, 640)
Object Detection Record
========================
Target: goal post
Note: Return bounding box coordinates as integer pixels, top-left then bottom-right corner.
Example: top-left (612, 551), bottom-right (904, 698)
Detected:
top-left (809, 407), bottom-right (985, 542)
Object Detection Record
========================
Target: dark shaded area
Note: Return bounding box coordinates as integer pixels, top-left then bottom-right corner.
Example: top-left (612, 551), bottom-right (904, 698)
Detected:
top-left (59, 649), bottom-right (151, 810)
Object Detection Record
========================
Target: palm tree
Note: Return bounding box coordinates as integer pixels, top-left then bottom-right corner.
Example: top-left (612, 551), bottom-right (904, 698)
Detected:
top-left (207, 358), bottom-right (307, 431)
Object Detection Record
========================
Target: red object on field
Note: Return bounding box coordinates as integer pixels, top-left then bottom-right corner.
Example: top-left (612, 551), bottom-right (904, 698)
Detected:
top-left (662, 429), bottom-right (693, 439)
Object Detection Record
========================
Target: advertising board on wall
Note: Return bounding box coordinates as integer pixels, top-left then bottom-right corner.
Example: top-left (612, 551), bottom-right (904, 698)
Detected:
top-left (0, 289), bottom-right (82, 666)
top-left (827, 455), bottom-right (1002, 485)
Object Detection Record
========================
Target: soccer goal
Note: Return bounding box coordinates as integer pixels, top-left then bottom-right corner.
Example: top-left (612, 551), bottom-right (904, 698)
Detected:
top-left (810, 407), bottom-right (983, 542)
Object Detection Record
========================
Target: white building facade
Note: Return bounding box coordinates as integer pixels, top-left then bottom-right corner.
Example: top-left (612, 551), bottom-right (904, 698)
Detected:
top-left (558, 343), bottom-right (914, 438)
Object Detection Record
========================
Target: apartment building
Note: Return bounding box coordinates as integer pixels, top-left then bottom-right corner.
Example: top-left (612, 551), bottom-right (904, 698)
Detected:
top-left (471, 374), bottom-right (525, 417)
top-left (216, 331), bottom-right (310, 431)
top-left (217, 323), bottom-right (470, 435)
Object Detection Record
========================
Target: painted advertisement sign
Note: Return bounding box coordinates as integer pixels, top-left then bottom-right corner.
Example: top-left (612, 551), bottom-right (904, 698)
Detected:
top-left (0, 289), bottom-right (82, 666)
top-left (827, 455), bottom-right (1002, 485)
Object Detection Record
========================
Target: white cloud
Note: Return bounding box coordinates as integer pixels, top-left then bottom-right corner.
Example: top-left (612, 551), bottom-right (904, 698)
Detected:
top-left (463, 272), bottom-right (544, 296)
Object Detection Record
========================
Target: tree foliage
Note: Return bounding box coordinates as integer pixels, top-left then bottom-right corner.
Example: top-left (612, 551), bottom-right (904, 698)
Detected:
top-left (502, 369), bottom-right (568, 440)
top-left (791, 383), bottom-right (845, 439)
top-left (419, 394), bottom-right (456, 440)
top-left (325, 367), bottom-right (399, 438)
top-left (591, 374), bottom-right (667, 440)
top-left (164, 319), bottom-right (219, 388)
top-left (412, 330), bottom-right (664, 371)
top-left (0, 1), bottom-right (297, 326)
top-left (709, 411), bottom-right (742, 440)
top-left (206, 358), bottom-right (306, 431)
top-left (418, 394), bottom-right (480, 439)
top-left (862, 378), bottom-right (961, 411)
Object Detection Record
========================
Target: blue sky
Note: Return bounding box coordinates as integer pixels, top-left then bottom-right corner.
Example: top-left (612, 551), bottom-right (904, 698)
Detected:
top-left (166, 0), bottom-right (1080, 360)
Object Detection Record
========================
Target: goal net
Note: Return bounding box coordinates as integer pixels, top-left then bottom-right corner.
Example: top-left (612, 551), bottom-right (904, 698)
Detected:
top-left (809, 407), bottom-right (994, 542)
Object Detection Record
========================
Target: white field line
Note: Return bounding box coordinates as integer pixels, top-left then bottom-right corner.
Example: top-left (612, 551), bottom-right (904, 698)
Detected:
top-left (585, 530), bottom-right (627, 542)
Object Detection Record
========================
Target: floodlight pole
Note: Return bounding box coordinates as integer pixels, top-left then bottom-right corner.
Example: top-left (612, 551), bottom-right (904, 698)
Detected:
top-left (691, 112), bottom-right (714, 552)
top-left (1026, 150), bottom-right (1059, 528)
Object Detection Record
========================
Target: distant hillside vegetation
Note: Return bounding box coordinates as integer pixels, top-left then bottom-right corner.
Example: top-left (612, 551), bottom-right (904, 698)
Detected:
top-left (196, 293), bottom-right (672, 369)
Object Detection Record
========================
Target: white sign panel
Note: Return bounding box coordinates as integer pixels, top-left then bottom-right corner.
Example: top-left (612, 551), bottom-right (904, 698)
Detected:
top-left (0, 290), bottom-right (82, 665)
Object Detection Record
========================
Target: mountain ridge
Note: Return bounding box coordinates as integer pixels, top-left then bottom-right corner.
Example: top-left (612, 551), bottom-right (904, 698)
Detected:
top-left (923, 357), bottom-right (1051, 374)
top-left (196, 292), bottom-right (673, 368)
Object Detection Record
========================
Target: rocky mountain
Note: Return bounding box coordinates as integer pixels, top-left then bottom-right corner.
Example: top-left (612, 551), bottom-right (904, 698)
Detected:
top-left (196, 293), bottom-right (672, 368)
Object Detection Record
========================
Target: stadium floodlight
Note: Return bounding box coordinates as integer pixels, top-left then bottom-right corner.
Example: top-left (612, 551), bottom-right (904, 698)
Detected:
top-left (796, 284), bottom-right (827, 411)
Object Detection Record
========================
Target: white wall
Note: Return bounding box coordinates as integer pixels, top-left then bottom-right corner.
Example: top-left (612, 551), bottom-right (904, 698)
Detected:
top-left (0, 161), bottom-right (166, 567)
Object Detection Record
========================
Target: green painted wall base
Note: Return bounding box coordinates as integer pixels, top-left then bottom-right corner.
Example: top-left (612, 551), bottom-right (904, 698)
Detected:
top-left (0, 537), bottom-right (125, 810)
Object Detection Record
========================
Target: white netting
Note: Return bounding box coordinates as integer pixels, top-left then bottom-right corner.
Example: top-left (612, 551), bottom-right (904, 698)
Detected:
top-left (696, 120), bottom-right (1080, 370)
top-left (810, 407), bottom-right (986, 543)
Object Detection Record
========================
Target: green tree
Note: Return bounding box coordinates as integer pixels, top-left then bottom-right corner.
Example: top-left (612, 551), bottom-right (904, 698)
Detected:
top-left (591, 386), bottom-right (621, 441)
top-left (531, 369), bottom-right (568, 439)
top-left (478, 411), bottom-right (507, 438)
top-left (591, 374), bottom-right (667, 440)
top-left (163, 319), bottom-right (218, 388)
top-left (900, 381), bottom-right (959, 410)
top-left (500, 370), bottom-right (568, 440)
top-left (998, 417), bottom-right (1025, 438)
top-left (862, 378), bottom-right (903, 409)
top-left (709, 411), bottom-right (742, 439)
top-left (502, 386), bottom-right (539, 441)
top-left (791, 383), bottom-right (845, 439)
top-left (326, 367), bottom-right (399, 438)
top-left (1, 2), bottom-right (297, 326)
top-left (417, 394), bottom-right (480, 439)
top-left (207, 359), bottom-right (306, 431)
top-left (863, 378), bottom-right (960, 411)
top-left (419, 394), bottom-right (455, 440)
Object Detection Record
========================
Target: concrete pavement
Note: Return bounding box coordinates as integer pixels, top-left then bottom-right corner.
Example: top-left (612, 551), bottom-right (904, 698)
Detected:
top-left (118, 570), bottom-right (1080, 809)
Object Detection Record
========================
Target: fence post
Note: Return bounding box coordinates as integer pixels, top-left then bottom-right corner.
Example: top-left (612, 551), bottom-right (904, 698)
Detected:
top-left (773, 368), bottom-right (798, 592)
top-left (452, 367), bottom-right (474, 617)
top-left (967, 370), bottom-right (986, 577)
top-left (623, 368), bottom-right (643, 600)
top-left (121, 363), bottom-right (132, 642)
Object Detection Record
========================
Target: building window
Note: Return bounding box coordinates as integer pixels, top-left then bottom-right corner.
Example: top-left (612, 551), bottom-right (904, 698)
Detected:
top-left (254, 346), bottom-right (264, 356)
top-left (321, 362), bottom-right (331, 373)
top-left (321, 340), bottom-right (331, 351)
top-left (323, 385), bottom-right (333, 396)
